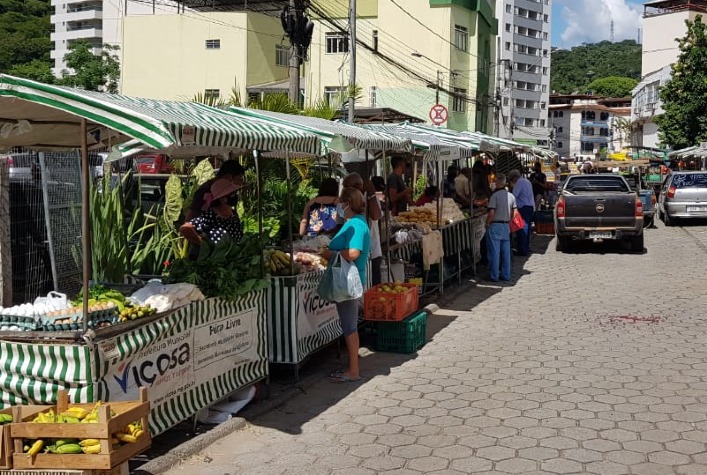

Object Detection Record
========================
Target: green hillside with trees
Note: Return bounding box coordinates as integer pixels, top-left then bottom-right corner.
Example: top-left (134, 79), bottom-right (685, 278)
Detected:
top-left (0, 0), bottom-right (53, 81)
top-left (550, 40), bottom-right (642, 95)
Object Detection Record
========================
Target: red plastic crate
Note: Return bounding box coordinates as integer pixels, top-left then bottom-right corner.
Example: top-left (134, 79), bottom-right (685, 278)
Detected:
top-left (364, 283), bottom-right (419, 322)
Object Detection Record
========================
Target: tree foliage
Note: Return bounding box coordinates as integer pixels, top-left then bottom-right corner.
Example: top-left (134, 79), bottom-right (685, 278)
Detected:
top-left (61, 41), bottom-right (120, 93)
top-left (0, 0), bottom-right (52, 76)
top-left (551, 40), bottom-right (642, 94)
top-left (655, 16), bottom-right (707, 149)
top-left (586, 76), bottom-right (637, 98)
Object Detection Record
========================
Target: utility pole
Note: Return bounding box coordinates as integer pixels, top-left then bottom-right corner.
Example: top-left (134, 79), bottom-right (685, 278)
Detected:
top-left (435, 70), bottom-right (441, 105)
top-left (348, 0), bottom-right (356, 123)
top-left (288, 0), bottom-right (300, 105)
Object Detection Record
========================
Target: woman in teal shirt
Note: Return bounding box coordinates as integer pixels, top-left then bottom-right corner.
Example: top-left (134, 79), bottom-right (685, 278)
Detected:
top-left (321, 187), bottom-right (370, 383)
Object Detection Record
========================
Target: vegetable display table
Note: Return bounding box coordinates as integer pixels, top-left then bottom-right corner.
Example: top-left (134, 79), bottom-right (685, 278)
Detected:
top-left (0, 292), bottom-right (268, 436)
top-left (266, 271), bottom-right (341, 366)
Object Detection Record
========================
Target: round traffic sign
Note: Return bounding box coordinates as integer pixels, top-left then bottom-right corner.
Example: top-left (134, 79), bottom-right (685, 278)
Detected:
top-left (429, 104), bottom-right (448, 125)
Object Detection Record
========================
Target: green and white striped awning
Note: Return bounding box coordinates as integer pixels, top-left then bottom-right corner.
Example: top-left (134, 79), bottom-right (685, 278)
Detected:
top-left (228, 107), bottom-right (412, 155)
top-left (0, 74), bottom-right (321, 156)
top-left (361, 124), bottom-right (471, 161)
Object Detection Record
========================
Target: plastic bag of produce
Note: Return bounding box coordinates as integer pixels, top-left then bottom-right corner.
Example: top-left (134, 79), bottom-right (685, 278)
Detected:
top-left (33, 291), bottom-right (68, 313)
top-left (317, 252), bottom-right (363, 303)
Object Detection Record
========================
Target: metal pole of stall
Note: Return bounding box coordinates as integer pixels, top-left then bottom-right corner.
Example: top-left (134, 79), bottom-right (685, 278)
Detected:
top-left (254, 150), bottom-right (264, 277)
top-left (468, 154), bottom-right (476, 277)
top-left (285, 151), bottom-right (294, 275)
top-left (436, 156), bottom-right (444, 293)
top-left (80, 119), bottom-right (91, 333)
top-left (382, 150), bottom-right (392, 283)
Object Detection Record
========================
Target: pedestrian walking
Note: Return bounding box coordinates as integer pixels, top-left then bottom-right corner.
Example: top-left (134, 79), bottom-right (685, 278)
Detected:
top-left (485, 173), bottom-right (518, 282)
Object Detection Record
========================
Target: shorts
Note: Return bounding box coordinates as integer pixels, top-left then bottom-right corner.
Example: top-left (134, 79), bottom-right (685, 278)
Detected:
top-left (336, 298), bottom-right (361, 336)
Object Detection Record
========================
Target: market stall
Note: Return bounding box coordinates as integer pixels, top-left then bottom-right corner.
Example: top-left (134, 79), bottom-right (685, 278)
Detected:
top-left (227, 107), bottom-right (414, 367)
top-left (0, 74), bottom-right (322, 433)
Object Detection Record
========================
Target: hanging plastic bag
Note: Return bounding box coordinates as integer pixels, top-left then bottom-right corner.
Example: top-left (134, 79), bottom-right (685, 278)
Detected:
top-left (33, 291), bottom-right (69, 313)
top-left (316, 252), bottom-right (363, 303)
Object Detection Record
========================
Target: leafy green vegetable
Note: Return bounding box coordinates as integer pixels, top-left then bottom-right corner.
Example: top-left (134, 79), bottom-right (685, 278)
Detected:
top-left (166, 234), bottom-right (268, 300)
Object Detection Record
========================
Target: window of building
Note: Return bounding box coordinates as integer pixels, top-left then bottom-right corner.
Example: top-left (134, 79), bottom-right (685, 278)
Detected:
top-left (582, 111), bottom-right (596, 120)
top-left (557, 126), bottom-right (563, 133)
top-left (540, 119), bottom-right (545, 126)
top-left (204, 89), bottom-right (220, 100)
top-left (540, 101), bottom-right (546, 109)
top-left (324, 86), bottom-right (344, 107)
top-left (581, 142), bottom-right (594, 152)
top-left (542, 67), bottom-right (548, 75)
top-left (557, 141), bottom-right (563, 148)
top-left (454, 25), bottom-right (468, 51)
top-left (275, 44), bottom-right (289, 67)
top-left (503, 97), bottom-right (509, 106)
top-left (373, 30), bottom-right (378, 52)
top-left (325, 33), bottom-right (348, 54)
top-left (369, 86), bottom-right (377, 108)
top-left (544, 14), bottom-right (549, 22)
top-left (452, 88), bottom-right (466, 112)
top-left (600, 112), bottom-right (609, 121)
top-left (505, 23), bottom-right (511, 32)
top-left (542, 84), bottom-right (547, 92)
top-left (505, 41), bottom-right (511, 51)
top-left (524, 118), bottom-right (535, 126)
top-left (505, 3), bottom-right (511, 13)
top-left (205, 39), bottom-right (220, 49)
top-left (543, 32), bottom-right (549, 40)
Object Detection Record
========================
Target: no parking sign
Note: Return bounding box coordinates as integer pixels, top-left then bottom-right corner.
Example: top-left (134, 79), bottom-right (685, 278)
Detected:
top-left (429, 104), bottom-right (448, 125)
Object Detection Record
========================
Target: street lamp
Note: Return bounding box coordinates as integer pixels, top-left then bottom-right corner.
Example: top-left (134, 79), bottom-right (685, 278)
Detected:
top-left (411, 51), bottom-right (442, 105)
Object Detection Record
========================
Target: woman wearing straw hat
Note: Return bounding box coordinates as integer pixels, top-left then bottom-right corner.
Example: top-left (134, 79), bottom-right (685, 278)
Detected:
top-left (179, 180), bottom-right (243, 246)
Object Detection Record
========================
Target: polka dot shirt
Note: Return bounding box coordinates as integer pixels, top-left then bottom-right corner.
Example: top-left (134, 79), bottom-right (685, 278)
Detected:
top-left (190, 209), bottom-right (243, 244)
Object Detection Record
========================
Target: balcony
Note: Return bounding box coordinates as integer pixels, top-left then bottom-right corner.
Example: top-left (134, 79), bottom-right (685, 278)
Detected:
top-left (51, 9), bottom-right (102, 23)
top-left (52, 27), bottom-right (102, 42)
top-left (580, 136), bottom-right (610, 143)
top-left (580, 120), bottom-right (609, 128)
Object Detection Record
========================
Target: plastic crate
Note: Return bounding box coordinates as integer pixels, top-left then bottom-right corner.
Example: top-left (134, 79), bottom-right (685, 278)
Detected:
top-left (535, 222), bottom-right (555, 235)
top-left (364, 283), bottom-right (419, 322)
top-left (375, 311), bottom-right (427, 354)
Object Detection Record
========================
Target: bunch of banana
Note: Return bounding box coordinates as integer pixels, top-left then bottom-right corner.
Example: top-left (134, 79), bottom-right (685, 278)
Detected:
top-left (23, 439), bottom-right (44, 456)
top-left (45, 439), bottom-right (83, 454)
top-left (0, 413), bottom-right (12, 425)
top-left (32, 410), bottom-right (56, 423)
top-left (114, 420), bottom-right (145, 444)
top-left (118, 304), bottom-right (156, 322)
top-left (267, 249), bottom-right (296, 276)
top-left (78, 438), bottom-right (106, 454)
top-left (60, 406), bottom-right (88, 421)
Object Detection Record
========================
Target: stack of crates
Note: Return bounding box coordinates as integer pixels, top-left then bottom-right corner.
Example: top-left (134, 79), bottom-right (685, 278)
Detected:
top-left (534, 210), bottom-right (555, 235)
top-left (363, 283), bottom-right (427, 354)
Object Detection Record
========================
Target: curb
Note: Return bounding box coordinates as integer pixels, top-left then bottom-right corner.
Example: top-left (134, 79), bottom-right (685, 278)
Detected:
top-left (132, 381), bottom-right (310, 474)
top-left (132, 417), bottom-right (248, 475)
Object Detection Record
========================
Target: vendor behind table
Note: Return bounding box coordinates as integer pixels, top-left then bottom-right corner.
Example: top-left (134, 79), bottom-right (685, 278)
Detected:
top-left (186, 159), bottom-right (245, 222)
top-left (300, 177), bottom-right (341, 237)
top-left (179, 179), bottom-right (244, 246)
top-left (387, 156), bottom-right (414, 216)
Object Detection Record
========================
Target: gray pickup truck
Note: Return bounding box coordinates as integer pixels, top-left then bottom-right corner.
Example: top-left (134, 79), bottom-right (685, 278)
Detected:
top-left (554, 174), bottom-right (644, 252)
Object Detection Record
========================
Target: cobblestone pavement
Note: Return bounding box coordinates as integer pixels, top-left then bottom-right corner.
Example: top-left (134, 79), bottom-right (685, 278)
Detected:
top-left (164, 222), bottom-right (707, 475)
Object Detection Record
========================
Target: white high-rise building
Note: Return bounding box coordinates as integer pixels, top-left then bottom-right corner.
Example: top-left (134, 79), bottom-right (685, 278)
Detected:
top-left (50, 0), bottom-right (180, 76)
top-left (495, 0), bottom-right (552, 146)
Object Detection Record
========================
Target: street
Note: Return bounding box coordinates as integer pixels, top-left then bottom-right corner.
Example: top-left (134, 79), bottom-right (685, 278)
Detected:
top-left (163, 222), bottom-right (707, 475)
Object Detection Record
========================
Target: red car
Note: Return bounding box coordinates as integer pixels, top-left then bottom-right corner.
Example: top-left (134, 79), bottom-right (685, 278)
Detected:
top-left (135, 154), bottom-right (174, 174)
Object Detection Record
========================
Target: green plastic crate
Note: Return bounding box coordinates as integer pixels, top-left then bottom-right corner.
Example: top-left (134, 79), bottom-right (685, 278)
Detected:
top-left (375, 311), bottom-right (427, 353)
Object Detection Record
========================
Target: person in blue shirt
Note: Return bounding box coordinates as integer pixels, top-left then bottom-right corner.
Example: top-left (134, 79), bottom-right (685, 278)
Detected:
top-left (320, 187), bottom-right (370, 383)
top-left (508, 169), bottom-right (535, 256)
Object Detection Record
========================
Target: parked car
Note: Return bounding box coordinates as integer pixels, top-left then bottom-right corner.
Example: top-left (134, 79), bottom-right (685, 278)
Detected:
top-left (623, 175), bottom-right (657, 228)
top-left (658, 171), bottom-right (707, 226)
top-left (135, 154), bottom-right (174, 174)
top-left (555, 174), bottom-right (644, 252)
top-left (4, 152), bottom-right (39, 181)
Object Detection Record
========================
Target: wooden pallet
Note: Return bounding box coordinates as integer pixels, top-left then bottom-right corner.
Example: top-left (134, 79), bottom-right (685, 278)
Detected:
top-left (10, 389), bottom-right (149, 471)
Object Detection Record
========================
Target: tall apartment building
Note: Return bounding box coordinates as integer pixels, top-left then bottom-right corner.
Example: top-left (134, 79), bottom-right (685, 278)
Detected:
top-left (631, 0), bottom-right (707, 148)
top-left (495, 0), bottom-right (552, 146)
top-left (49, 0), bottom-right (180, 76)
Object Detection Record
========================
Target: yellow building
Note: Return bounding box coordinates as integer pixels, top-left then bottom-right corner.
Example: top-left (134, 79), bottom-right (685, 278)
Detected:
top-left (120, 1), bottom-right (497, 132)
top-left (121, 11), bottom-right (289, 102)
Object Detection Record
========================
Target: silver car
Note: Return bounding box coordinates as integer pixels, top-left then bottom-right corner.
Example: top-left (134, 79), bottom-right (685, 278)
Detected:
top-left (658, 171), bottom-right (707, 226)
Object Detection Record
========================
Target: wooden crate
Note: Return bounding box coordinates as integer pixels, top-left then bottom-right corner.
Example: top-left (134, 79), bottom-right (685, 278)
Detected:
top-left (10, 389), bottom-right (149, 471)
top-left (0, 461), bottom-right (128, 474)
top-left (1, 406), bottom-right (48, 470)
top-left (535, 222), bottom-right (555, 235)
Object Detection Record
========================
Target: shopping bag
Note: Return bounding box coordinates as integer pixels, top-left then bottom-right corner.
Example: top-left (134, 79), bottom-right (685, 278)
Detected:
top-left (510, 211), bottom-right (526, 233)
top-left (316, 252), bottom-right (363, 303)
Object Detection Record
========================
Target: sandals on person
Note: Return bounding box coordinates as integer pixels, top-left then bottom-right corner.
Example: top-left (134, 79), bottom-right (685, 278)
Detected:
top-left (330, 374), bottom-right (362, 383)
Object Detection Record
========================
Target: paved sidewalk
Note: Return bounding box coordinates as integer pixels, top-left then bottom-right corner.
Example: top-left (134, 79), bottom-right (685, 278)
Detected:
top-left (164, 223), bottom-right (707, 475)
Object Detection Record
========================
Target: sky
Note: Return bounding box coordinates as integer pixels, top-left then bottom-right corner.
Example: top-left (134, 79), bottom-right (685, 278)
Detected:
top-left (551, 0), bottom-right (645, 48)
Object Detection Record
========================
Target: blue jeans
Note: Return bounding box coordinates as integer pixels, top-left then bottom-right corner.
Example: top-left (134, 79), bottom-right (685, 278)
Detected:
top-left (487, 222), bottom-right (511, 281)
top-left (517, 206), bottom-right (534, 256)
